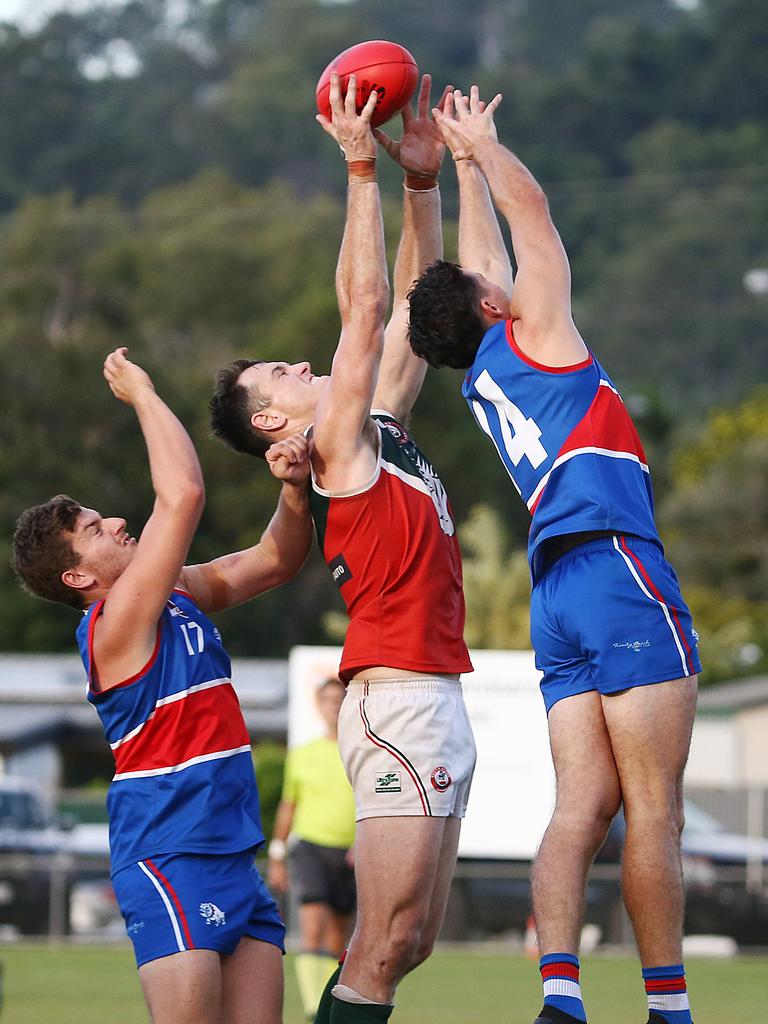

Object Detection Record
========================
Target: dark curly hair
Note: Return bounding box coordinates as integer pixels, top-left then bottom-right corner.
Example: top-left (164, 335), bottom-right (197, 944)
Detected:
top-left (11, 495), bottom-right (85, 608)
top-left (407, 260), bottom-right (486, 369)
top-left (209, 359), bottom-right (272, 458)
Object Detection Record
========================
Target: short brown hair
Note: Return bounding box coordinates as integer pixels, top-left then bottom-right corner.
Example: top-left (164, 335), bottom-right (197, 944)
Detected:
top-left (209, 359), bottom-right (273, 458)
top-left (408, 260), bottom-right (486, 369)
top-left (11, 495), bottom-right (85, 609)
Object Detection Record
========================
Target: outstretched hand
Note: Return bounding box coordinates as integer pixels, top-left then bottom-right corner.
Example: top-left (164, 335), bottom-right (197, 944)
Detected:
top-left (433, 85), bottom-right (502, 162)
top-left (103, 347), bottom-right (155, 406)
top-left (373, 74), bottom-right (452, 179)
top-left (316, 72), bottom-right (378, 160)
top-left (265, 433), bottom-right (311, 486)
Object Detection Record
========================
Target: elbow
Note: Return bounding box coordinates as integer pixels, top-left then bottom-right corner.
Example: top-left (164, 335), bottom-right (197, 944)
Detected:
top-left (528, 183), bottom-right (551, 218)
top-left (183, 480), bottom-right (205, 514)
top-left (262, 560), bottom-right (302, 592)
top-left (341, 289), bottom-right (389, 329)
top-left (164, 481), bottom-right (205, 519)
top-left (264, 542), bottom-right (309, 591)
top-left (337, 278), bottom-right (390, 323)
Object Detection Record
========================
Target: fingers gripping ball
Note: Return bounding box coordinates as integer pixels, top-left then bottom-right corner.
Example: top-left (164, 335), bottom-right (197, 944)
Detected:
top-left (316, 40), bottom-right (418, 128)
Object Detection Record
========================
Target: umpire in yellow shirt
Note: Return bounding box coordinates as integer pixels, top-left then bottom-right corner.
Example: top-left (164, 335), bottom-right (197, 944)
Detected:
top-left (268, 677), bottom-right (356, 1021)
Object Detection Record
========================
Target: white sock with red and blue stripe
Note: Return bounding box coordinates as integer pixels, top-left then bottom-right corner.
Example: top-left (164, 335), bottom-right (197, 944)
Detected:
top-left (539, 953), bottom-right (586, 1022)
top-left (642, 964), bottom-right (692, 1023)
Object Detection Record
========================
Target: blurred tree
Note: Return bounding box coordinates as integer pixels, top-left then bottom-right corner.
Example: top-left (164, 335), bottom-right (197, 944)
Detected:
top-left (660, 386), bottom-right (768, 681)
top-left (2, 0), bottom-right (768, 666)
top-left (0, 176), bottom-right (346, 654)
top-left (662, 387), bottom-right (768, 603)
top-left (458, 504), bottom-right (531, 650)
top-left (252, 739), bottom-right (287, 840)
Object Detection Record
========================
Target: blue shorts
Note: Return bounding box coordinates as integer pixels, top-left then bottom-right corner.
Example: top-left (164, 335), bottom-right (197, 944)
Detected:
top-left (112, 849), bottom-right (285, 968)
top-left (531, 535), bottom-right (701, 714)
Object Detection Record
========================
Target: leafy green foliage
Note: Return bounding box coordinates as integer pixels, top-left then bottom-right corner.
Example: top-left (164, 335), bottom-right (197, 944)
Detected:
top-left (252, 739), bottom-right (286, 840)
top-left (459, 505), bottom-right (531, 650)
top-left (659, 388), bottom-right (768, 680)
top-left (1, 0), bottom-right (766, 684)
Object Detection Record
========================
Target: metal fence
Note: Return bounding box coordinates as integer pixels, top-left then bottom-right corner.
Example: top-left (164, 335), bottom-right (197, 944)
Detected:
top-left (1, 786), bottom-right (766, 946)
top-left (687, 785), bottom-right (768, 893)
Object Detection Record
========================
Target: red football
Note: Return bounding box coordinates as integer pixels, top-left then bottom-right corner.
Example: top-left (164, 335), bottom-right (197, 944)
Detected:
top-left (316, 40), bottom-right (419, 129)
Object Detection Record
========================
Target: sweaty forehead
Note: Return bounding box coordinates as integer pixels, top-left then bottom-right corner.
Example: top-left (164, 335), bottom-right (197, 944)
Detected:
top-left (75, 507), bottom-right (100, 531)
top-left (241, 361), bottom-right (281, 388)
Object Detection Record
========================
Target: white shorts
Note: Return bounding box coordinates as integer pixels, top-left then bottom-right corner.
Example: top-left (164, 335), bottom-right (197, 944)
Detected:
top-left (338, 677), bottom-right (477, 820)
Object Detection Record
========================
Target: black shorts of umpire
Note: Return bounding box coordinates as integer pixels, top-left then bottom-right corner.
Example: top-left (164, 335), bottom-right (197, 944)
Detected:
top-left (289, 839), bottom-right (356, 914)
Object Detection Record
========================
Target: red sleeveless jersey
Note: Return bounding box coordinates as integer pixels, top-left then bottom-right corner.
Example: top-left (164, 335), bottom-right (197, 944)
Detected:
top-left (309, 412), bottom-right (472, 682)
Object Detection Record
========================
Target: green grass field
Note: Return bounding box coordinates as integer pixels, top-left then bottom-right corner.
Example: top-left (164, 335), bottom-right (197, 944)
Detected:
top-left (1, 945), bottom-right (765, 1023)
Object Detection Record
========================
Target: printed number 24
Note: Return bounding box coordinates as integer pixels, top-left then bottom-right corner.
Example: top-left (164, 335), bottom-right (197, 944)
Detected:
top-left (180, 621), bottom-right (204, 655)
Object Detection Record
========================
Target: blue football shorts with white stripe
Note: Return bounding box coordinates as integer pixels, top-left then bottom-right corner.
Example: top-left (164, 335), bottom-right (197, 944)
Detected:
top-left (112, 848), bottom-right (285, 968)
top-left (531, 535), bottom-right (701, 713)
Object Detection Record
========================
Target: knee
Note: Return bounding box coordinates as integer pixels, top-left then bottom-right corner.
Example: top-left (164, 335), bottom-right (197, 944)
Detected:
top-left (409, 929), bottom-right (437, 972)
top-left (356, 917), bottom-right (423, 985)
top-left (552, 785), bottom-right (622, 850)
top-left (383, 922), bottom-right (422, 981)
top-left (625, 793), bottom-right (685, 839)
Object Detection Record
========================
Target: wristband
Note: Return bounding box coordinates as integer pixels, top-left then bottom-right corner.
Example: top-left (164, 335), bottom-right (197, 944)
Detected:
top-left (404, 174), bottom-right (439, 192)
top-left (268, 838), bottom-right (287, 861)
top-left (347, 158), bottom-right (377, 183)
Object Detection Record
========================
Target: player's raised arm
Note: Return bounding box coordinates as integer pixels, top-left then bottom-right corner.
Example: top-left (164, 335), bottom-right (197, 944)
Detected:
top-left (451, 90), bottom-right (514, 294)
top-left (94, 348), bottom-right (204, 684)
top-left (313, 73), bottom-right (389, 489)
top-left (435, 88), bottom-right (586, 362)
top-left (370, 74), bottom-right (448, 422)
top-left (180, 434), bottom-right (312, 612)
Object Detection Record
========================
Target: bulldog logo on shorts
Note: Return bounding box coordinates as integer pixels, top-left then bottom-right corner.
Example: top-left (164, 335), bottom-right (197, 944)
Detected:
top-left (199, 902), bottom-right (226, 926)
top-left (430, 766), bottom-right (452, 792)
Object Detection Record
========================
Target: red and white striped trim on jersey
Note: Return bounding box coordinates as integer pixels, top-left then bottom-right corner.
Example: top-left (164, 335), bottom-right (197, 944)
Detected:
top-left (612, 536), bottom-right (696, 677)
top-left (138, 858), bottom-right (195, 952)
top-left (113, 744), bottom-right (253, 782)
top-left (110, 677), bottom-right (231, 749)
top-left (108, 675), bottom-right (251, 780)
top-left (358, 690), bottom-right (432, 815)
top-left (527, 378), bottom-right (648, 514)
top-left (528, 444), bottom-right (650, 513)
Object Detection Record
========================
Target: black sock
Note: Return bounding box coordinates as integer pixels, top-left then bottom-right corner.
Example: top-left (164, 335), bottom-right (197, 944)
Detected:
top-left (329, 996), bottom-right (394, 1023)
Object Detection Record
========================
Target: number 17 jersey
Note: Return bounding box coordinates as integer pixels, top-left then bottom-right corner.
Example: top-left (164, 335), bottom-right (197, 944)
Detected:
top-left (77, 589), bottom-right (264, 875)
top-left (462, 319), bottom-right (661, 581)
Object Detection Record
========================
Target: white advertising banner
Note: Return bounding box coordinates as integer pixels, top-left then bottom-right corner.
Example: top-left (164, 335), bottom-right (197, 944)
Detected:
top-left (458, 650), bottom-right (555, 860)
top-left (287, 646), bottom-right (555, 860)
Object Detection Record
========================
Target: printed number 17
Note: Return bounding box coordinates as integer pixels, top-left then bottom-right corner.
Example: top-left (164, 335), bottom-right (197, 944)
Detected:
top-left (180, 621), bottom-right (204, 655)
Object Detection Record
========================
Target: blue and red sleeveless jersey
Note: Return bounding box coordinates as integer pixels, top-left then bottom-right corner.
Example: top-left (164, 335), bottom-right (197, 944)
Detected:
top-left (76, 589), bottom-right (263, 875)
top-left (309, 412), bottom-right (472, 682)
top-left (462, 320), bottom-right (661, 580)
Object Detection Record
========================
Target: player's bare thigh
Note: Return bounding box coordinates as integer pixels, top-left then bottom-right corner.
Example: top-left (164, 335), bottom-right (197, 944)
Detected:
top-left (353, 815), bottom-right (450, 923)
top-left (415, 816), bottom-right (462, 959)
top-left (139, 948), bottom-right (221, 1024)
top-left (547, 690), bottom-right (622, 820)
top-left (219, 936), bottom-right (283, 1024)
top-left (600, 676), bottom-right (698, 801)
top-left (340, 814), bottom-right (452, 998)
